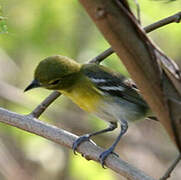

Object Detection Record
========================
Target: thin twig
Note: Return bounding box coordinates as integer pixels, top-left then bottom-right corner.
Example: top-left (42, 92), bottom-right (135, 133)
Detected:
top-left (0, 107), bottom-right (155, 180)
top-left (159, 154), bottom-right (181, 180)
top-left (30, 91), bottom-right (61, 118)
top-left (89, 47), bottom-right (114, 64)
top-left (133, 0), bottom-right (141, 24)
top-left (145, 11), bottom-right (181, 33)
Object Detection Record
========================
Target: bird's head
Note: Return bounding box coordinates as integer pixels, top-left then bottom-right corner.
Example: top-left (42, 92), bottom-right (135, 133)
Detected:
top-left (24, 55), bottom-right (81, 92)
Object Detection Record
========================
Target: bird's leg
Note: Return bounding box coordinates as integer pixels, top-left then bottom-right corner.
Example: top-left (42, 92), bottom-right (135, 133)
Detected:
top-left (99, 120), bottom-right (128, 168)
top-left (72, 122), bottom-right (117, 154)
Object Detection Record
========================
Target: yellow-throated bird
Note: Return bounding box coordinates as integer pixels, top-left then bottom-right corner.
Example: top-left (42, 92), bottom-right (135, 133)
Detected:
top-left (25, 55), bottom-right (152, 166)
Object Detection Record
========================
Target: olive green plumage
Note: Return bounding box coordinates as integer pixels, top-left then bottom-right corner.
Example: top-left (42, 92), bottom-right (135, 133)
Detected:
top-left (34, 55), bottom-right (81, 90)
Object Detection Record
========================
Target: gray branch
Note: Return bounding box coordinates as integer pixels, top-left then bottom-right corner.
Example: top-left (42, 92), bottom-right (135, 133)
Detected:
top-left (0, 107), bottom-right (155, 180)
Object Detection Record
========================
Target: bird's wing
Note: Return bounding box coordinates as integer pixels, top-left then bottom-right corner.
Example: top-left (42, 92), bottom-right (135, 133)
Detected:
top-left (81, 63), bottom-right (148, 107)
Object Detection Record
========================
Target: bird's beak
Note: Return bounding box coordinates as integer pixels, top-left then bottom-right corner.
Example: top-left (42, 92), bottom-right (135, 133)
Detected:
top-left (24, 79), bottom-right (41, 92)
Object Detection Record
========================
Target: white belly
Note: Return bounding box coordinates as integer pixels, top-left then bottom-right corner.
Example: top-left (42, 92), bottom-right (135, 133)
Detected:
top-left (94, 97), bottom-right (149, 123)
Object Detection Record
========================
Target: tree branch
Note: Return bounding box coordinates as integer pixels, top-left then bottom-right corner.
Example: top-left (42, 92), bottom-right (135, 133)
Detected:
top-left (0, 107), bottom-right (155, 180)
top-left (145, 11), bottom-right (181, 33)
top-left (160, 154), bottom-right (181, 180)
top-left (30, 91), bottom-right (61, 118)
top-left (89, 47), bottom-right (114, 64)
top-left (79, 0), bottom-right (181, 151)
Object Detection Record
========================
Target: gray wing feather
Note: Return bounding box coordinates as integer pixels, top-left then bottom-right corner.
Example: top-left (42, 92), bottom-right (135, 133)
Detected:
top-left (81, 63), bottom-right (148, 108)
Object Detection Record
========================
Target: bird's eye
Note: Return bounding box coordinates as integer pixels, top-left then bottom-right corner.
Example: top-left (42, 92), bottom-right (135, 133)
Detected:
top-left (49, 79), bottom-right (61, 85)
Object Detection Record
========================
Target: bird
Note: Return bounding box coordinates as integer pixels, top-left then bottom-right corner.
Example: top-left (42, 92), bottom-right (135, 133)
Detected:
top-left (24, 55), bottom-right (152, 167)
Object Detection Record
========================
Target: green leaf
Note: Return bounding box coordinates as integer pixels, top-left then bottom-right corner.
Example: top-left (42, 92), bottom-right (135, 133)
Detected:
top-left (0, 19), bottom-right (8, 34)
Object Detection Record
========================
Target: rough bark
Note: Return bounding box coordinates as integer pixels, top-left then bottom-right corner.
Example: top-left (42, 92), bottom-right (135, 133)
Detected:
top-left (79, 0), bottom-right (181, 151)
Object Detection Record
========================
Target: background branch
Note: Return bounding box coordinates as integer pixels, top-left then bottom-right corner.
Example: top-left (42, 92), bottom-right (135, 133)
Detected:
top-left (145, 11), bottom-right (181, 33)
top-left (160, 154), bottom-right (181, 180)
top-left (30, 91), bottom-right (61, 118)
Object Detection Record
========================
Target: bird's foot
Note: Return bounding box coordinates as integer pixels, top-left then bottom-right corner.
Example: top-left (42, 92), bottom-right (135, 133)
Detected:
top-left (72, 134), bottom-right (90, 154)
top-left (99, 147), bottom-right (119, 168)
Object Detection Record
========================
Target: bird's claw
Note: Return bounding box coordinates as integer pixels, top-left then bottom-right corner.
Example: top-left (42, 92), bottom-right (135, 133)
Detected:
top-left (99, 147), bottom-right (118, 168)
top-left (73, 135), bottom-right (119, 168)
top-left (72, 134), bottom-right (90, 154)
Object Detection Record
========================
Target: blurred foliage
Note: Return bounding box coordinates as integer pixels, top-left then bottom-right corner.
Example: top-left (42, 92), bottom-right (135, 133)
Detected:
top-left (0, 0), bottom-right (181, 179)
top-left (0, 6), bottom-right (8, 34)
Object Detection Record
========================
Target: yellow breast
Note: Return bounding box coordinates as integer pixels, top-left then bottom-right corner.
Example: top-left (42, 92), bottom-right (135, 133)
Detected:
top-left (60, 82), bottom-right (102, 112)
